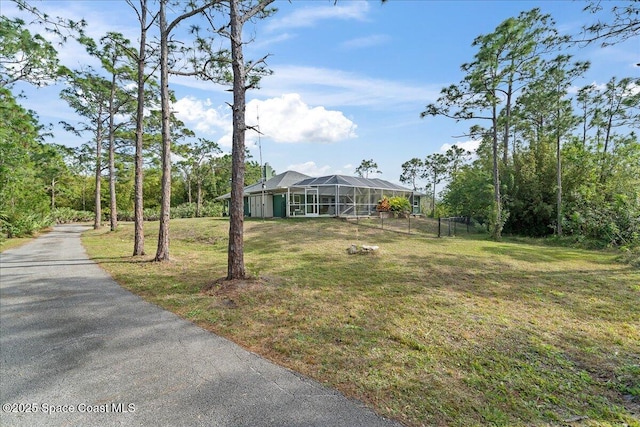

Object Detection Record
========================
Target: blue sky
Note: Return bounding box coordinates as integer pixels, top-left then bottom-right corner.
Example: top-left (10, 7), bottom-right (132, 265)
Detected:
top-left (5, 0), bottom-right (638, 188)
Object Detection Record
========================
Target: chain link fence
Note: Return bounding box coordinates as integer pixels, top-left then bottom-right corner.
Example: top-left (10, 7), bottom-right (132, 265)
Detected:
top-left (345, 215), bottom-right (483, 237)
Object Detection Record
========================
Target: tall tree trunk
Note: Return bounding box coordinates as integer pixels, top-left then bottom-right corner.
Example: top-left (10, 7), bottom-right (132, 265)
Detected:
top-left (556, 130), bottom-right (562, 236)
top-left (599, 114), bottom-right (614, 184)
top-left (82, 178), bottom-right (86, 211)
top-left (133, 0), bottom-right (147, 256)
top-left (502, 81), bottom-right (513, 168)
top-left (108, 68), bottom-right (118, 232)
top-left (187, 174), bottom-right (192, 204)
top-left (196, 180), bottom-right (202, 217)
top-left (227, 0), bottom-right (246, 280)
top-left (491, 106), bottom-right (502, 240)
top-left (51, 178), bottom-right (56, 210)
top-left (431, 174), bottom-right (436, 218)
top-left (94, 113), bottom-right (103, 230)
top-left (155, 0), bottom-right (171, 261)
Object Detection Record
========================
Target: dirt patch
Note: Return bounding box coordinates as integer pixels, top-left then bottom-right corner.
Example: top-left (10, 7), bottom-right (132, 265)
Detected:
top-left (201, 275), bottom-right (284, 306)
top-left (201, 278), bottom-right (259, 309)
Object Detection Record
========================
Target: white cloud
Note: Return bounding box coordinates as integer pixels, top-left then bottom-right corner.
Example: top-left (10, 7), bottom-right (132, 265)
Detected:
top-left (172, 96), bottom-right (231, 137)
top-left (250, 32), bottom-right (296, 50)
top-left (286, 161), bottom-right (333, 177)
top-left (266, 1), bottom-right (369, 32)
top-left (340, 34), bottom-right (390, 50)
top-left (172, 93), bottom-right (356, 147)
top-left (439, 140), bottom-right (481, 154)
top-left (629, 82), bottom-right (640, 96)
top-left (246, 94), bottom-right (357, 143)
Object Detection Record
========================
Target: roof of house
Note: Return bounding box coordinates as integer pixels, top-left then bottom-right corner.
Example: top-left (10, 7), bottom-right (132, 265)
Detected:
top-left (292, 174), bottom-right (415, 192)
top-left (216, 170), bottom-right (311, 200)
top-left (217, 171), bottom-right (423, 200)
top-left (246, 170), bottom-right (311, 193)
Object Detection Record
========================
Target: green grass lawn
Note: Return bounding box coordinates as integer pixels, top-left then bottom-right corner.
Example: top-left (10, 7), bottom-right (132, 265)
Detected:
top-left (82, 217), bottom-right (640, 427)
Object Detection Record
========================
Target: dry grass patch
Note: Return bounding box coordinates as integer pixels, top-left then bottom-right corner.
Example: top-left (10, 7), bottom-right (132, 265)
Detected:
top-left (82, 217), bottom-right (640, 427)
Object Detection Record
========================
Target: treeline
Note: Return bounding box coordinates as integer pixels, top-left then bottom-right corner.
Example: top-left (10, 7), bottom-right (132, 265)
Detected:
top-left (401, 9), bottom-right (639, 249)
top-left (1, 1), bottom-right (268, 253)
top-left (0, 85), bottom-right (262, 238)
top-left (2, 2), bottom-right (639, 256)
top-left (2, 0), bottom-right (276, 277)
top-left (0, 93), bottom-right (262, 237)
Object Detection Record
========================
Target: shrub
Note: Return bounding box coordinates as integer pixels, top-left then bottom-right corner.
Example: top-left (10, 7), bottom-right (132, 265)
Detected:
top-left (117, 210), bottom-right (134, 222)
top-left (564, 195), bottom-right (640, 249)
top-left (143, 208), bottom-right (160, 221)
top-left (121, 202), bottom-right (225, 222)
top-left (52, 207), bottom-right (94, 223)
top-left (201, 201), bottom-right (224, 217)
top-left (1, 211), bottom-right (53, 238)
top-left (388, 196), bottom-right (411, 213)
top-left (171, 203), bottom-right (198, 219)
top-left (171, 202), bottom-right (224, 219)
top-left (376, 197), bottom-right (391, 212)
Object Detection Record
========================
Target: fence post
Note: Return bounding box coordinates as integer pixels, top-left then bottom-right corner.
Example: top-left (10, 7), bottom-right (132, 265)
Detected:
top-left (438, 216), bottom-right (441, 238)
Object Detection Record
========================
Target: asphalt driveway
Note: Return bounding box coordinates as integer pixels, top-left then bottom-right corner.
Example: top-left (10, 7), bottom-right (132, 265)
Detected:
top-left (0, 224), bottom-right (401, 427)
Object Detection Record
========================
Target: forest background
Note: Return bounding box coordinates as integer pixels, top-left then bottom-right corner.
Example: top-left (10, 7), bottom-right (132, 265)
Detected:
top-left (0, 0), bottom-right (638, 256)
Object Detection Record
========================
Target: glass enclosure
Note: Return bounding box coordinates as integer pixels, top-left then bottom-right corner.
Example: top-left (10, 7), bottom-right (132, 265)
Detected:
top-left (288, 185), bottom-right (414, 217)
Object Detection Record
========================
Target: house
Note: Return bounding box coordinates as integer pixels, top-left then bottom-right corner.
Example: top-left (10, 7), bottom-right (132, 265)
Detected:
top-left (218, 171), bottom-right (422, 218)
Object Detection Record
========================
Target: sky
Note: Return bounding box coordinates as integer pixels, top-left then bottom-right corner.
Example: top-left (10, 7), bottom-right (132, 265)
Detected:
top-left (3, 0), bottom-right (639, 188)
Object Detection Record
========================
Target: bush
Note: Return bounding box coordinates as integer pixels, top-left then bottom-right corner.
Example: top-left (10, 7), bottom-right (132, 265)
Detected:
top-left (171, 202), bottom-right (224, 219)
top-left (52, 207), bottom-right (94, 223)
top-left (116, 210), bottom-right (134, 222)
top-left (114, 202), bottom-right (225, 222)
top-left (143, 208), bottom-right (160, 221)
top-left (388, 196), bottom-right (411, 213)
top-left (201, 201), bottom-right (224, 217)
top-left (565, 195), bottom-right (640, 249)
top-left (1, 211), bottom-right (53, 238)
top-left (376, 197), bottom-right (391, 212)
top-left (171, 203), bottom-right (198, 219)
top-left (110, 208), bottom-right (159, 222)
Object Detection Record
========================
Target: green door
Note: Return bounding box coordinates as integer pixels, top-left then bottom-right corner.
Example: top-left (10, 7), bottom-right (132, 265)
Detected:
top-left (273, 194), bottom-right (286, 218)
top-left (243, 196), bottom-right (250, 216)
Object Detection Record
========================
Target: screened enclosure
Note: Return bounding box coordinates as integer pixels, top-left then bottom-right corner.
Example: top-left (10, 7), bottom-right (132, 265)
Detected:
top-left (287, 175), bottom-right (420, 217)
top-left (218, 172), bottom-right (422, 218)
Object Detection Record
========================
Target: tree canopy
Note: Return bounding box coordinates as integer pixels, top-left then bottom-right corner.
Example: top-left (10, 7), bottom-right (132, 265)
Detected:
top-left (3, 1), bottom-right (638, 255)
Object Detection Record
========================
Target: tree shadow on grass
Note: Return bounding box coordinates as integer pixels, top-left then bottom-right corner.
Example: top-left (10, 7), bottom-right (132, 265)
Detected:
top-left (90, 255), bottom-right (156, 264)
